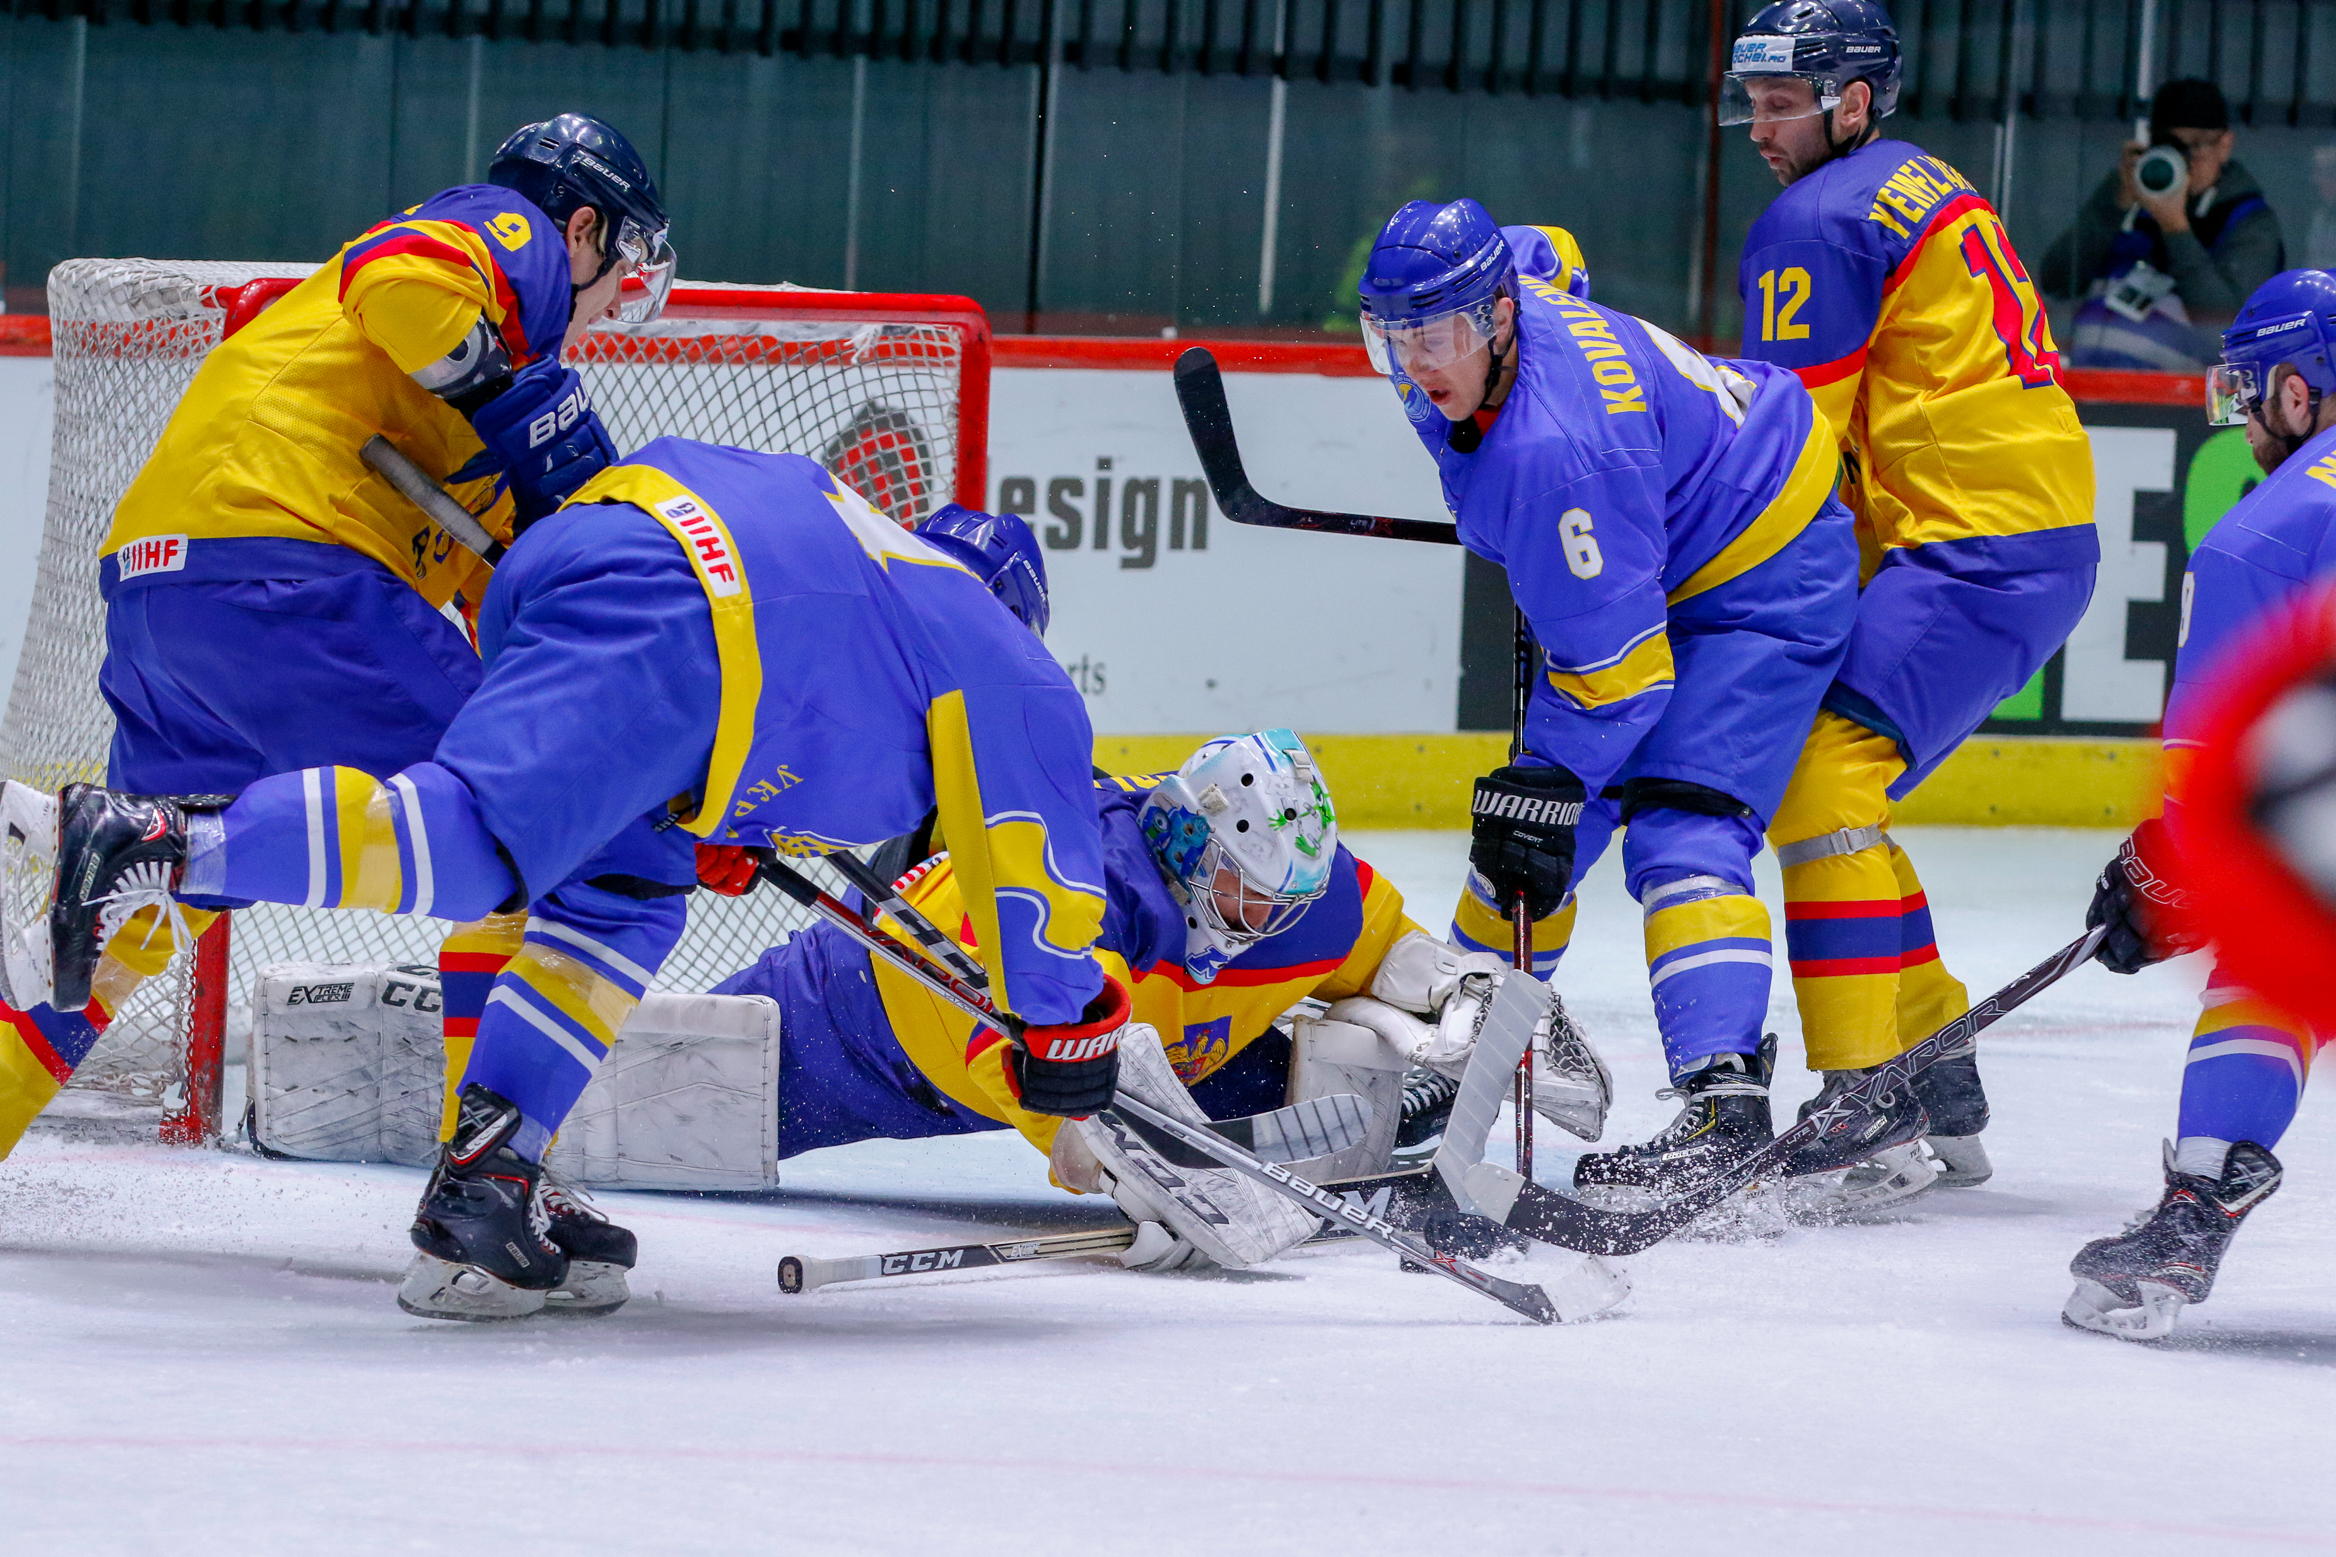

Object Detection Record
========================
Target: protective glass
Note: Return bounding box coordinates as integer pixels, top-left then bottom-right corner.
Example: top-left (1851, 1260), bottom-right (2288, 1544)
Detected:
top-left (614, 219), bottom-right (677, 324)
top-left (2207, 362), bottom-right (2260, 427)
top-left (1717, 73), bottom-right (1834, 127)
top-left (1190, 837), bottom-right (1325, 948)
top-left (1360, 299), bottom-right (1498, 377)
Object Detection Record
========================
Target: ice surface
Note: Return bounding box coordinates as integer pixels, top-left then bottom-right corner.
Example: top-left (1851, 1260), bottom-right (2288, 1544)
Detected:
top-left (2, 828), bottom-right (2328, 1556)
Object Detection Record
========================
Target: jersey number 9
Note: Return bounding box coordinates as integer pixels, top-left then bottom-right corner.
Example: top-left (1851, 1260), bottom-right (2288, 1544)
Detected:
top-left (1559, 508), bottom-right (1603, 579)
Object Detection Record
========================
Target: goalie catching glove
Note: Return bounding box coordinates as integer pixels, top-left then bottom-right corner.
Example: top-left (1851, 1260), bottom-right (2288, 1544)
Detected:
top-left (1049, 1023), bottom-right (1319, 1271)
top-left (1469, 763), bottom-right (1586, 921)
top-left (1343, 930), bottom-right (1612, 1141)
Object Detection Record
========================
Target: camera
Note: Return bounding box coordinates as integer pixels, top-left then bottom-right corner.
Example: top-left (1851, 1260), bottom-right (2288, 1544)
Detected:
top-left (2136, 143), bottom-right (2189, 202)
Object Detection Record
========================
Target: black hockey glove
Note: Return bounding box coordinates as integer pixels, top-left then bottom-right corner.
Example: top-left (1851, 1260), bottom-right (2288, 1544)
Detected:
top-left (469, 360), bottom-right (618, 530)
top-left (2087, 817), bottom-right (2205, 974)
top-left (1011, 974), bottom-right (1131, 1117)
top-left (1469, 763), bottom-right (1587, 923)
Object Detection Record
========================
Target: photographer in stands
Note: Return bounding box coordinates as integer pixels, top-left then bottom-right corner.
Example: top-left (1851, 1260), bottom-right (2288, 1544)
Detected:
top-left (2041, 79), bottom-right (2286, 372)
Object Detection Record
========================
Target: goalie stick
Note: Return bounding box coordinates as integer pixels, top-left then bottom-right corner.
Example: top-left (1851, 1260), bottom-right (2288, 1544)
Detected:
top-left (361, 436), bottom-right (502, 563)
top-left (1335, 928), bottom-right (2110, 1257)
top-left (750, 852), bottom-right (1367, 1171)
top-left (1171, 348), bottom-right (1460, 546)
top-left (754, 850), bottom-right (1559, 1324)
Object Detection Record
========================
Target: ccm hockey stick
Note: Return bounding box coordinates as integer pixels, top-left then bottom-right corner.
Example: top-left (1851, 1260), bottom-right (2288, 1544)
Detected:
top-left (757, 850), bottom-right (1556, 1323)
top-left (1344, 928), bottom-right (2111, 1258)
top-left (361, 436), bottom-right (502, 563)
top-left (781, 1226), bottom-right (1140, 1293)
top-left (1171, 348), bottom-right (1460, 545)
top-left (750, 851), bottom-right (1368, 1171)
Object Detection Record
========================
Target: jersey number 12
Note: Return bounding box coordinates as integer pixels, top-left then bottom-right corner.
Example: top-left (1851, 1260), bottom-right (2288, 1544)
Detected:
top-left (1755, 267), bottom-right (1813, 343)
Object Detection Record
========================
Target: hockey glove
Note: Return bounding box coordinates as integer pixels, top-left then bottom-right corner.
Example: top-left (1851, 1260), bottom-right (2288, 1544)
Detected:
top-left (1011, 973), bottom-right (1131, 1117)
top-left (2087, 817), bottom-right (2205, 974)
top-left (468, 360), bottom-right (618, 530)
top-left (695, 843), bottom-right (760, 898)
top-left (1468, 763), bottom-right (1587, 922)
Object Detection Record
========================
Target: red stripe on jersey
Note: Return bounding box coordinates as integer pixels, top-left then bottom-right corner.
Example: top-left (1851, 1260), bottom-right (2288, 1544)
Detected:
top-left (1789, 954), bottom-right (1902, 978)
top-left (1786, 898), bottom-right (1902, 921)
top-left (4, 1008), bottom-right (74, 1084)
top-left (1882, 193), bottom-right (1992, 294)
top-left (338, 230), bottom-right (485, 299)
top-left (1900, 942), bottom-right (1942, 968)
top-left (1795, 347), bottom-right (1869, 390)
top-left (440, 953), bottom-right (518, 974)
top-left (1142, 954), bottom-right (1346, 993)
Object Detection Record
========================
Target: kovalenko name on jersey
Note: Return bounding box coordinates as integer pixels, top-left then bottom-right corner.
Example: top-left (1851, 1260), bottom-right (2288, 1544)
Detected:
top-left (1864, 155), bottom-right (1979, 240)
top-left (654, 495), bottom-right (742, 596)
top-left (1525, 279), bottom-right (1647, 415)
top-left (115, 534), bottom-right (190, 580)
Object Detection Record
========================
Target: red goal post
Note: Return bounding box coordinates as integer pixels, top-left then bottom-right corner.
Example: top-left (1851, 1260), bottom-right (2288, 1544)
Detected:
top-left (0, 263), bottom-right (993, 1143)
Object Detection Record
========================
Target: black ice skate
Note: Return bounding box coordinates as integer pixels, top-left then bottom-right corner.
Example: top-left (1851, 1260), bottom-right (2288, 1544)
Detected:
top-left (1389, 1068), bottom-right (1460, 1168)
top-left (540, 1173), bottom-right (638, 1317)
top-left (1912, 1046), bottom-right (1993, 1188)
top-left (47, 783), bottom-right (227, 1014)
top-left (1573, 1036), bottom-right (1775, 1197)
top-left (1785, 1055), bottom-right (1933, 1177)
top-left (400, 1084), bottom-right (568, 1321)
top-left (2063, 1141), bottom-right (2283, 1342)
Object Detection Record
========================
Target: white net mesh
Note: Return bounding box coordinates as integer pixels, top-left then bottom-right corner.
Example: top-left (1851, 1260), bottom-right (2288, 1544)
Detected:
top-left (0, 259), bottom-right (969, 1107)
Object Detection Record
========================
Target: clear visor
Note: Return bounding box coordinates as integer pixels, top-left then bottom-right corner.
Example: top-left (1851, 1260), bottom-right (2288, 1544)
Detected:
top-left (1717, 73), bottom-right (1836, 127)
top-left (613, 219), bottom-right (677, 324)
top-left (2208, 362), bottom-right (2260, 427)
top-left (1191, 837), bottom-right (1324, 949)
top-left (1360, 300), bottom-right (1498, 377)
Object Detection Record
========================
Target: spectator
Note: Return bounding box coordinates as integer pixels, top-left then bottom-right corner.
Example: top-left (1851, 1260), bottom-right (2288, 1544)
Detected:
top-left (2041, 78), bottom-right (2286, 371)
top-left (2306, 144), bottom-right (2336, 270)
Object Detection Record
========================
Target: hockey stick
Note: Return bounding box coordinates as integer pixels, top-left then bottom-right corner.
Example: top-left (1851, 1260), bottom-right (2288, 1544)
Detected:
top-left (1340, 928), bottom-right (2110, 1258)
top-left (361, 436), bottom-right (502, 563)
top-left (1509, 614), bottom-right (1537, 1181)
top-left (781, 1226), bottom-right (1139, 1293)
top-left (755, 850), bottom-right (1554, 1323)
top-left (823, 848), bottom-right (992, 991)
top-left (1171, 348), bottom-right (1460, 546)
top-left (750, 851), bottom-right (1368, 1171)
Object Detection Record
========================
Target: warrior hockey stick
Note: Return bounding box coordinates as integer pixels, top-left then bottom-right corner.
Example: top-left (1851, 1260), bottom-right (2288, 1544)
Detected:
top-left (758, 850), bottom-right (1554, 1322)
top-left (750, 851), bottom-right (1368, 1170)
top-left (1343, 928), bottom-right (2111, 1258)
top-left (1171, 349), bottom-right (1460, 546)
top-left (780, 1226), bottom-right (1140, 1293)
top-left (361, 436), bottom-right (502, 562)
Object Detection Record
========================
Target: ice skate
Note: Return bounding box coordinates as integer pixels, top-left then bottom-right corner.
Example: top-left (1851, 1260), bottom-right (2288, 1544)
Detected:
top-left (1574, 1036), bottom-right (1775, 1198)
top-left (1913, 1046), bottom-right (1993, 1187)
top-left (1795, 1138), bottom-right (1940, 1219)
top-left (540, 1172), bottom-right (638, 1317)
top-left (400, 1084), bottom-right (568, 1321)
top-left (47, 783), bottom-right (225, 1013)
top-left (1784, 1055), bottom-right (1932, 1176)
top-left (2063, 1141), bottom-right (2282, 1342)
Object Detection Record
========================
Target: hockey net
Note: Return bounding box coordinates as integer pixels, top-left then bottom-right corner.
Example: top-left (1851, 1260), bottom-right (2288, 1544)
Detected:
top-left (0, 258), bottom-right (991, 1139)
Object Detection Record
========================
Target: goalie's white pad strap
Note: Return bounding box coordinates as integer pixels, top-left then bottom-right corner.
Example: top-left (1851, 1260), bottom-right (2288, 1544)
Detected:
top-left (1366, 929), bottom-right (1504, 1016)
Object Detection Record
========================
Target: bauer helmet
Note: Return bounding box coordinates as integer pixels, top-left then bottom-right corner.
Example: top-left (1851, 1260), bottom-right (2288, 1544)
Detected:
top-left (1721, 1), bottom-right (1902, 127)
top-left (489, 113), bottom-right (676, 323)
top-left (2209, 269), bottom-right (2336, 429)
top-left (1139, 731), bottom-right (1338, 984)
top-left (1357, 198), bottom-right (1517, 379)
top-left (914, 503), bottom-right (1052, 635)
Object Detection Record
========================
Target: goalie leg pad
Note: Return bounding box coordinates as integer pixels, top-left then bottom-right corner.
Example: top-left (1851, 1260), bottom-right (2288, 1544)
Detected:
top-left (1077, 1025), bottom-right (1319, 1271)
top-left (1284, 1012), bottom-right (1407, 1179)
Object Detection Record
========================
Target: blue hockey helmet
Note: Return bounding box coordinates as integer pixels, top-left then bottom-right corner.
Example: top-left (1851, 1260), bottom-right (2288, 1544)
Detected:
top-left (1356, 198), bottom-right (1517, 378)
top-left (489, 113), bottom-right (676, 323)
top-left (916, 503), bottom-right (1052, 636)
top-left (1721, 1), bottom-right (1902, 127)
top-left (2209, 270), bottom-right (2336, 428)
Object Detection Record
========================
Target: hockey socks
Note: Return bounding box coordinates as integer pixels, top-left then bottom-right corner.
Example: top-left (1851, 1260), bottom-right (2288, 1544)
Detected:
top-left (2174, 979), bottom-right (2324, 1154)
top-left (1641, 877), bottom-right (1773, 1077)
top-left (184, 762), bottom-right (516, 921)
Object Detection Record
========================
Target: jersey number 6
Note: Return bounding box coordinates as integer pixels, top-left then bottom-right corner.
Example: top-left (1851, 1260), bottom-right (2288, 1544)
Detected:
top-left (1559, 508), bottom-right (1603, 579)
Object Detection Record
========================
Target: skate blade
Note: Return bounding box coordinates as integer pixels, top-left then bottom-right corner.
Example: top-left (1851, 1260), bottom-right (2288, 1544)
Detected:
top-left (1795, 1142), bottom-right (1942, 1221)
top-left (2061, 1277), bottom-right (2184, 1342)
top-left (397, 1253), bottom-right (550, 1322)
top-left (542, 1259), bottom-right (633, 1317)
top-left (1926, 1133), bottom-right (1994, 1189)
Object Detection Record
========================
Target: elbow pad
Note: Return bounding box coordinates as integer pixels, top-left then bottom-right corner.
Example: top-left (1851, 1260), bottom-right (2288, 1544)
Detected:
top-left (411, 317), bottom-right (514, 414)
top-left (467, 358), bottom-right (620, 531)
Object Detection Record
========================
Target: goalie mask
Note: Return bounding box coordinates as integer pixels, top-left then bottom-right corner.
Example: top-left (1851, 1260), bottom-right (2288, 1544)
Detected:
top-left (1139, 730), bottom-right (1338, 985)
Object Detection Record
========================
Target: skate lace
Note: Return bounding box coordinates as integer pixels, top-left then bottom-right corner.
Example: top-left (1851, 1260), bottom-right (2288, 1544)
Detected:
top-left (538, 1166), bottom-right (605, 1227)
top-left (89, 858), bottom-right (194, 961)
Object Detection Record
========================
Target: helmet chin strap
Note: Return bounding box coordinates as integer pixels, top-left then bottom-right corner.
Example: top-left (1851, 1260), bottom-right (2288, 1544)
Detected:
top-left (1449, 314), bottom-right (1514, 453)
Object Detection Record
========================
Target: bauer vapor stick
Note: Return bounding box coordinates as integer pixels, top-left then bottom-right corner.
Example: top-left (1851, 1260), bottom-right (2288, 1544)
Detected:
top-left (361, 436), bottom-right (502, 562)
top-left (1171, 348), bottom-right (1461, 545)
top-left (755, 850), bottom-right (1557, 1323)
top-left (1422, 927), bottom-right (2115, 1257)
top-left (750, 852), bottom-right (1370, 1170)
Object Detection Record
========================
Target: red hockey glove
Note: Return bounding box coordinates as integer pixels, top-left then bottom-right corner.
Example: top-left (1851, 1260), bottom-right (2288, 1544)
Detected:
top-left (695, 843), bottom-right (761, 898)
top-left (1011, 974), bottom-right (1130, 1118)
